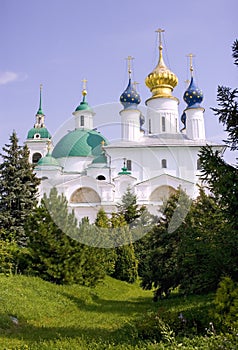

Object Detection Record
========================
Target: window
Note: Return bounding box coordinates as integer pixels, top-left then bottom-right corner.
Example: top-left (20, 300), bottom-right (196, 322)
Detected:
top-left (32, 152), bottom-right (42, 164)
top-left (96, 175), bottom-right (106, 181)
top-left (162, 116), bottom-right (166, 132)
top-left (127, 159), bottom-right (132, 171)
top-left (197, 158), bottom-right (202, 170)
top-left (80, 115), bottom-right (84, 127)
top-left (162, 159), bottom-right (167, 168)
top-left (148, 119), bottom-right (151, 134)
top-left (34, 133), bottom-right (41, 139)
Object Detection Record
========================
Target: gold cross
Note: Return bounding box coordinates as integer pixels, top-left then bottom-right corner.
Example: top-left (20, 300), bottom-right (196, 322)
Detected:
top-left (186, 53), bottom-right (195, 76)
top-left (82, 78), bottom-right (87, 90)
top-left (155, 28), bottom-right (165, 47)
top-left (125, 55), bottom-right (134, 76)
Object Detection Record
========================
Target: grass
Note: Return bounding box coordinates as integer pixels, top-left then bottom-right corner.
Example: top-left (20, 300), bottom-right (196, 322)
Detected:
top-left (0, 274), bottom-right (236, 349)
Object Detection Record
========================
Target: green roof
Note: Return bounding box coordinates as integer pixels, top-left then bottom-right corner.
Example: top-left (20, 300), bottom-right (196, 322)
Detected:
top-left (37, 153), bottom-right (60, 167)
top-left (27, 127), bottom-right (51, 139)
top-left (92, 153), bottom-right (107, 164)
top-left (75, 101), bottom-right (92, 111)
top-left (52, 129), bottom-right (108, 158)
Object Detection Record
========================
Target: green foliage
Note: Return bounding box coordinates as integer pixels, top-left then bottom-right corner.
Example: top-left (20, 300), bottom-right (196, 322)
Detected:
top-left (0, 131), bottom-right (40, 245)
top-left (0, 274), bottom-right (238, 349)
top-left (25, 188), bottom-right (105, 286)
top-left (140, 187), bottom-right (235, 297)
top-left (118, 187), bottom-right (140, 225)
top-left (199, 40), bottom-right (238, 225)
top-left (211, 276), bottom-right (238, 331)
top-left (140, 188), bottom-right (191, 299)
top-left (110, 213), bottom-right (138, 283)
top-left (0, 237), bottom-right (18, 275)
top-left (94, 208), bottom-right (110, 228)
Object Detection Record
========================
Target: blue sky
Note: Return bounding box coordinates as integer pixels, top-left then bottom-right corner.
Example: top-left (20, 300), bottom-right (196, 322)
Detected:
top-left (0, 0), bottom-right (237, 163)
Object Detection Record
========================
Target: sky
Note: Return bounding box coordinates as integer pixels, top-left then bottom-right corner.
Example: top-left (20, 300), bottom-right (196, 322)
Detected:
top-left (0, 0), bottom-right (237, 163)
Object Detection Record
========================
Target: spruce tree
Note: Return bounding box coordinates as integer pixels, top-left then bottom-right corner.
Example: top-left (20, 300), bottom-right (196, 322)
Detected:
top-left (26, 188), bottom-right (107, 286)
top-left (118, 187), bottom-right (140, 225)
top-left (110, 213), bottom-right (138, 283)
top-left (199, 39), bottom-right (238, 224)
top-left (0, 131), bottom-right (40, 245)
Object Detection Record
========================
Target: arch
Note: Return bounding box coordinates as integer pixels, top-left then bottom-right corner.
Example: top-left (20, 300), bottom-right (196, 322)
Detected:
top-left (32, 152), bottom-right (42, 163)
top-left (150, 185), bottom-right (176, 202)
top-left (70, 187), bottom-right (101, 204)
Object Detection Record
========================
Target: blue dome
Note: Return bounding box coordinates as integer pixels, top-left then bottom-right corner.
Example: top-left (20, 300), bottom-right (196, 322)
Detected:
top-left (183, 76), bottom-right (203, 109)
top-left (120, 78), bottom-right (141, 109)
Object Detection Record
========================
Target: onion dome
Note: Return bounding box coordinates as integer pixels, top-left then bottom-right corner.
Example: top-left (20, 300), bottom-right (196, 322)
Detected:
top-left (120, 78), bottom-right (141, 110)
top-left (36, 152), bottom-right (61, 168)
top-left (183, 76), bottom-right (203, 109)
top-left (52, 129), bottom-right (108, 158)
top-left (120, 56), bottom-right (141, 109)
top-left (75, 90), bottom-right (93, 112)
top-left (183, 54), bottom-right (203, 109)
top-left (92, 152), bottom-right (107, 164)
top-left (145, 30), bottom-right (178, 99)
top-left (27, 127), bottom-right (51, 139)
top-left (75, 79), bottom-right (93, 112)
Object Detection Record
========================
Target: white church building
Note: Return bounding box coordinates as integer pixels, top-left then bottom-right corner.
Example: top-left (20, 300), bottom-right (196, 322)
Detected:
top-left (25, 31), bottom-right (223, 222)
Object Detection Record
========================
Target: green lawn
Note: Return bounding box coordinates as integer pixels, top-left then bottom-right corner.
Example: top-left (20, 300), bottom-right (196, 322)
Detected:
top-left (0, 275), bottom-right (236, 349)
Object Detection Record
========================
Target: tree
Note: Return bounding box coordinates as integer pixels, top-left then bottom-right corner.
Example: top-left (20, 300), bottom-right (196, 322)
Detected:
top-left (199, 39), bottom-right (238, 225)
top-left (25, 188), bottom-right (106, 286)
top-left (94, 210), bottom-right (138, 283)
top-left (118, 187), bottom-right (141, 225)
top-left (199, 39), bottom-right (238, 284)
top-left (0, 131), bottom-right (40, 245)
top-left (140, 188), bottom-right (191, 300)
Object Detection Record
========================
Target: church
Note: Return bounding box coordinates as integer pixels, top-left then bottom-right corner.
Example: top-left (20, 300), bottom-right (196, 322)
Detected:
top-left (24, 30), bottom-right (223, 222)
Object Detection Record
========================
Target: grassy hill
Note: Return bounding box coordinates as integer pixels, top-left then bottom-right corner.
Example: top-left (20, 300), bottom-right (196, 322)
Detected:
top-left (0, 275), bottom-right (235, 349)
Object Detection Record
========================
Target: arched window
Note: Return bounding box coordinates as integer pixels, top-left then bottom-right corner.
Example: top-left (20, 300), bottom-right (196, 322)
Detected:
top-left (197, 158), bottom-right (202, 170)
top-left (148, 119), bottom-right (152, 134)
top-left (162, 159), bottom-right (167, 168)
top-left (162, 116), bottom-right (166, 132)
top-left (96, 175), bottom-right (106, 181)
top-left (150, 185), bottom-right (176, 202)
top-left (126, 159), bottom-right (132, 171)
top-left (80, 115), bottom-right (85, 127)
top-left (70, 187), bottom-right (101, 204)
top-left (32, 152), bottom-right (42, 164)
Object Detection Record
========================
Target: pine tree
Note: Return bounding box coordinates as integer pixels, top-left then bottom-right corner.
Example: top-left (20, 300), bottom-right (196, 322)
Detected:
top-left (118, 187), bottom-right (140, 225)
top-left (140, 188), bottom-right (192, 299)
top-left (199, 40), bottom-right (238, 224)
top-left (0, 131), bottom-right (40, 245)
top-left (25, 188), bottom-right (106, 285)
top-left (94, 208), bottom-right (110, 228)
top-left (110, 212), bottom-right (138, 283)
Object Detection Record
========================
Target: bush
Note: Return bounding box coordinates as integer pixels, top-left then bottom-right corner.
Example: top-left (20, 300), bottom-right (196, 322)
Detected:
top-left (0, 239), bottom-right (18, 275)
top-left (211, 276), bottom-right (238, 331)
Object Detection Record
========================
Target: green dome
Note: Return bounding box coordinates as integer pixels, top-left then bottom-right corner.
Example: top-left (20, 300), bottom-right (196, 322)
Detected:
top-left (92, 153), bottom-right (107, 164)
top-left (27, 127), bottom-right (51, 139)
top-left (52, 129), bottom-right (108, 158)
top-left (37, 153), bottom-right (60, 167)
top-left (75, 101), bottom-right (92, 111)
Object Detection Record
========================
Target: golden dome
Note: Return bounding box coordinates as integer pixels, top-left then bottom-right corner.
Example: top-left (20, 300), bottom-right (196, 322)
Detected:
top-left (145, 44), bottom-right (178, 99)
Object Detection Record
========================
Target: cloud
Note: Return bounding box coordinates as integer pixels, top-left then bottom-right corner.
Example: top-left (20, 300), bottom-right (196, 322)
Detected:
top-left (0, 71), bottom-right (28, 85)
